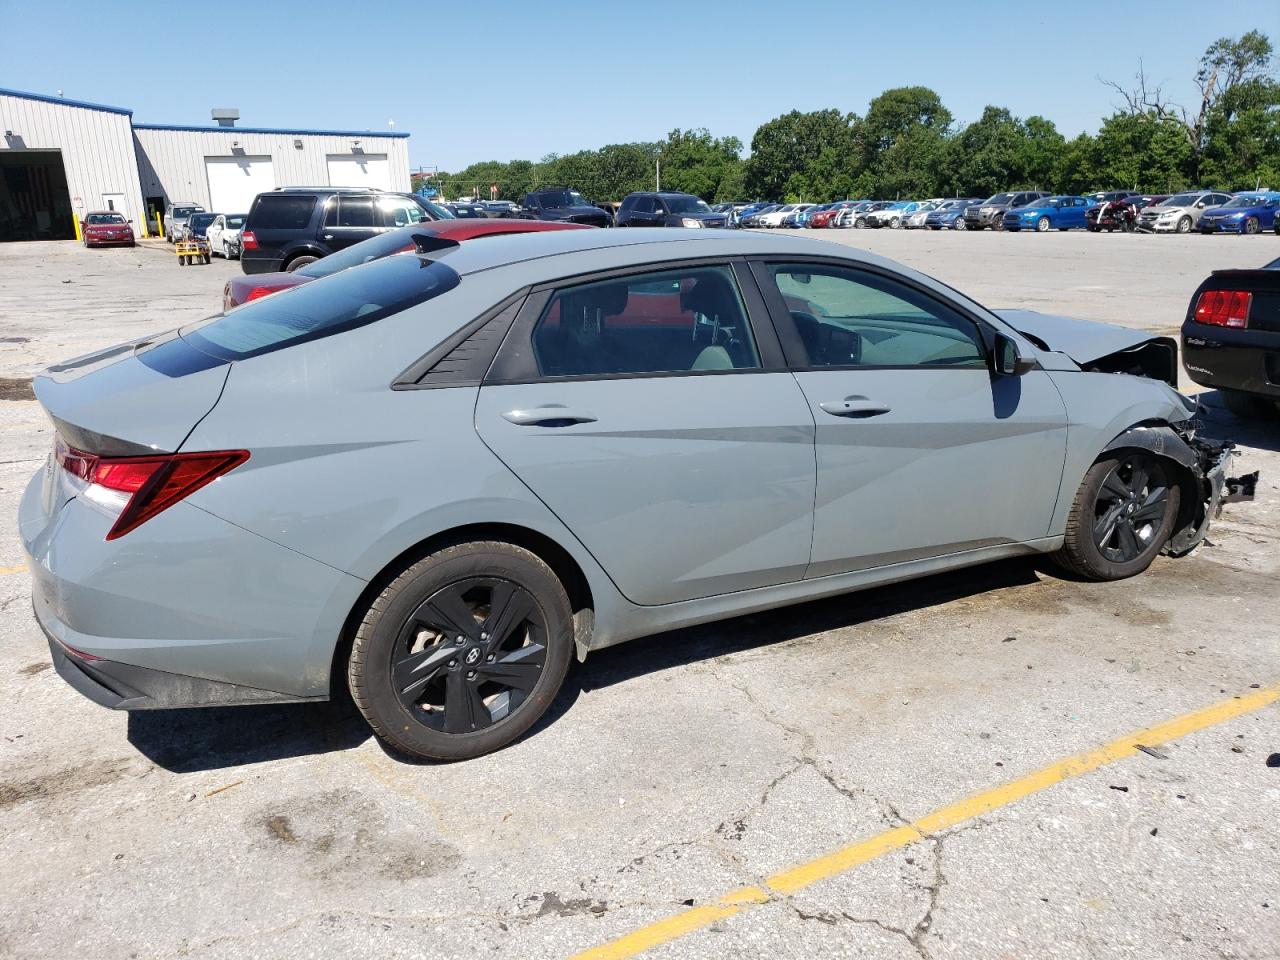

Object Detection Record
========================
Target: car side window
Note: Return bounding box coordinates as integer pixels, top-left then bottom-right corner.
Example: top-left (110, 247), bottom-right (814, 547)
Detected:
top-left (768, 264), bottom-right (987, 369)
top-left (336, 197), bottom-right (376, 228)
top-left (378, 196), bottom-right (426, 228)
top-left (531, 265), bottom-right (761, 378)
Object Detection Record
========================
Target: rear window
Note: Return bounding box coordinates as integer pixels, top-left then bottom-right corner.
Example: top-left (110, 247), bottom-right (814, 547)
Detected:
top-left (180, 255), bottom-right (461, 361)
top-left (250, 195), bottom-right (316, 230)
top-left (297, 227), bottom-right (421, 278)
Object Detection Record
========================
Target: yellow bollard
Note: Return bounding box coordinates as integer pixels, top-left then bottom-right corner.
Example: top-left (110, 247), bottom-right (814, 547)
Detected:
top-left (73, 214), bottom-right (82, 242)
top-left (155, 211), bottom-right (164, 239)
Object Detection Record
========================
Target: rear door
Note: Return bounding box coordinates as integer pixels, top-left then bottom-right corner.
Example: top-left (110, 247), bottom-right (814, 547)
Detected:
top-left (322, 195), bottom-right (380, 251)
top-left (752, 259), bottom-right (1067, 578)
top-left (475, 260), bottom-right (817, 605)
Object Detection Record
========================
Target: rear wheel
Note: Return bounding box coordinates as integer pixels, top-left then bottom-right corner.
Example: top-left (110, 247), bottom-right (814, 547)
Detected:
top-left (1055, 453), bottom-right (1180, 581)
top-left (285, 255), bottom-right (319, 272)
top-left (348, 541), bottom-right (574, 761)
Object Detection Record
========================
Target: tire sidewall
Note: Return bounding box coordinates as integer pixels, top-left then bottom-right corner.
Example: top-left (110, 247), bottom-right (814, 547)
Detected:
top-left (352, 543), bottom-right (573, 761)
top-left (1067, 455), bottom-right (1181, 580)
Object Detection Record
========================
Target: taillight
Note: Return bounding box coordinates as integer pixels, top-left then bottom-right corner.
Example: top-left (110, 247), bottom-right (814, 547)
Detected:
top-left (55, 442), bottom-right (249, 540)
top-left (245, 286), bottom-right (281, 302)
top-left (1194, 289), bottom-right (1252, 328)
top-left (240, 230), bottom-right (258, 250)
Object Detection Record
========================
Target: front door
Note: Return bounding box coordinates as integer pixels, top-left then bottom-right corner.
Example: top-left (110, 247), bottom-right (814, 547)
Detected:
top-left (754, 260), bottom-right (1068, 578)
top-left (476, 261), bottom-right (816, 605)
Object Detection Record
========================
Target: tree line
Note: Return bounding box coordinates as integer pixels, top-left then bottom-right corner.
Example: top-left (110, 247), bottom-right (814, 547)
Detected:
top-left (420, 31), bottom-right (1278, 204)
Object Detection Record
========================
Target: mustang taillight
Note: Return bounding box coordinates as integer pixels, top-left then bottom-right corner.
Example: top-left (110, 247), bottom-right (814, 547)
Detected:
top-left (1194, 290), bottom-right (1252, 328)
top-left (55, 441), bottom-right (249, 540)
top-left (240, 230), bottom-right (258, 250)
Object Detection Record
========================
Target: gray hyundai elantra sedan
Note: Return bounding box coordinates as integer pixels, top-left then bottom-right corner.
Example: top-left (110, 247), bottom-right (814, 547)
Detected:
top-left (20, 229), bottom-right (1250, 760)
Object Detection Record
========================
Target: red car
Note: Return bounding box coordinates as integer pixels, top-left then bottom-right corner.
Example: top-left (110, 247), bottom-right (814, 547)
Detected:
top-left (81, 211), bottom-right (136, 248)
top-left (221, 219), bottom-right (591, 311)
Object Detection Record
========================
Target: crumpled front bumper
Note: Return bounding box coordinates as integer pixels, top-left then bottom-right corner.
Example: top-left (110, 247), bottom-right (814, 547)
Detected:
top-left (1165, 423), bottom-right (1258, 555)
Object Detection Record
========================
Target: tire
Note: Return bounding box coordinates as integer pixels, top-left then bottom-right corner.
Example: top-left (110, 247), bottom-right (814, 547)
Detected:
top-left (1176, 216), bottom-right (1192, 234)
top-left (348, 541), bottom-right (574, 761)
top-left (1088, 225), bottom-right (1100, 232)
top-left (1244, 217), bottom-right (1260, 235)
top-left (953, 218), bottom-right (966, 231)
top-left (1054, 453), bottom-right (1181, 581)
top-left (889, 217), bottom-right (901, 229)
top-left (1222, 389), bottom-right (1280, 420)
top-left (990, 217), bottom-right (1004, 232)
top-left (202, 253), bottom-right (211, 265)
top-left (285, 255), bottom-right (319, 272)
top-left (1036, 216), bottom-right (1050, 232)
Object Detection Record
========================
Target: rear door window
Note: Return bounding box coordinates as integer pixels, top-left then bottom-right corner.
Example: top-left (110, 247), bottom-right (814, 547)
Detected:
top-left (336, 196), bottom-right (376, 227)
top-left (378, 196), bottom-right (427, 227)
top-left (250, 195), bottom-right (316, 230)
top-left (530, 265), bottom-right (760, 378)
top-left (181, 255), bottom-right (460, 361)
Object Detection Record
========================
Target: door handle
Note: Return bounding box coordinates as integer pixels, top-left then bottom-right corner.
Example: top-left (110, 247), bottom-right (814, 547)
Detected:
top-left (502, 405), bottom-right (598, 427)
top-left (819, 397), bottom-right (891, 418)
top-left (323, 234), bottom-right (334, 240)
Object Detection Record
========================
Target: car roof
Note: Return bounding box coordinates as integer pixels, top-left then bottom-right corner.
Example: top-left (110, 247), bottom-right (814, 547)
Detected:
top-left (84, 210), bottom-right (126, 216)
top-left (430, 228), bottom-right (898, 286)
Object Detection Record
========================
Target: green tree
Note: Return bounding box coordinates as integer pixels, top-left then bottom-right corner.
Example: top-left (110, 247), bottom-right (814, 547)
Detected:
top-left (744, 109), bottom-right (856, 200)
top-left (658, 128), bottom-right (744, 201)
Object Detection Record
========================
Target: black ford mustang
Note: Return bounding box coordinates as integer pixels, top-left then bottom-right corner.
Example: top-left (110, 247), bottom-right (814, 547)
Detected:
top-left (1182, 255), bottom-right (1280, 419)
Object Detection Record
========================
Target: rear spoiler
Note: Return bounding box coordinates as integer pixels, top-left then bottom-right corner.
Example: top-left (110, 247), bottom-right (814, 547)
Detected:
top-left (412, 235), bottom-right (461, 257)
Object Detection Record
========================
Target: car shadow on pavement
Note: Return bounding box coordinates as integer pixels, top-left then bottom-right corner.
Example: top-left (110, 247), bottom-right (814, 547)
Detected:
top-left (127, 700), bottom-right (370, 773)
top-left (1196, 390), bottom-right (1280, 454)
top-left (525, 555), bottom-right (1045, 743)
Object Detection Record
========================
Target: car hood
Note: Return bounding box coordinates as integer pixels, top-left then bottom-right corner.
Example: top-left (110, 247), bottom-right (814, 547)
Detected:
top-left (994, 309), bottom-right (1170, 366)
top-left (1203, 205), bottom-right (1254, 216)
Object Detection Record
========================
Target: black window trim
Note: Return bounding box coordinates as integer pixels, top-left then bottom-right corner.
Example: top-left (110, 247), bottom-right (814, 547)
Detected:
top-left (483, 256), bottom-right (788, 386)
top-left (391, 287), bottom-right (531, 390)
top-left (747, 256), bottom-right (1002, 373)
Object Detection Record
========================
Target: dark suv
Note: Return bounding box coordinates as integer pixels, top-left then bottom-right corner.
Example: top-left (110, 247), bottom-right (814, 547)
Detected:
top-left (240, 188), bottom-right (449, 274)
top-left (517, 188), bottom-right (612, 227)
top-left (964, 190), bottom-right (1051, 231)
top-left (615, 192), bottom-right (730, 228)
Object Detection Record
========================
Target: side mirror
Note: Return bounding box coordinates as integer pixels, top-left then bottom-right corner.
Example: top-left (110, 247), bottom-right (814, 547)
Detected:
top-left (993, 333), bottom-right (1036, 376)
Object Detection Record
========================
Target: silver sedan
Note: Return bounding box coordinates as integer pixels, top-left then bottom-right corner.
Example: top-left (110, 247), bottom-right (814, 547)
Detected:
top-left (20, 230), bottom-right (1249, 760)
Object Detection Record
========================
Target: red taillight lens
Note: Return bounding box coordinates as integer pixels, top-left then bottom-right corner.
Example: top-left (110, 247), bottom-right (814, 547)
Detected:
top-left (1194, 289), bottom-right (1252, 328)
top-left (240, 230), bottom-right (258, 250)
top-left (55, 442), bottom-right (249, 540)
top-left (245, 285), bottom-right (281, 302)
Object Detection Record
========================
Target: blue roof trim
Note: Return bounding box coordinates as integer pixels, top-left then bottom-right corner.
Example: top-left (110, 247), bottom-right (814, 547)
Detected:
top-left (0, 86), bottom-right (133, 116)
top-left (132, 123), bottom-right (410, 138)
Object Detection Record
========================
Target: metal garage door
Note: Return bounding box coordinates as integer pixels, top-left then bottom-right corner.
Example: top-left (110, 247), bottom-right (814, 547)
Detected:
top-left (205, 156), bottom-right (275, 214)
top-left (326, 154), bottom-right (391, 190)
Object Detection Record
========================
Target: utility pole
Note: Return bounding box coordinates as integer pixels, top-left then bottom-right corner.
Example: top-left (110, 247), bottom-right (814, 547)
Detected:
top-left (655, 157), bottom-right (661, 192)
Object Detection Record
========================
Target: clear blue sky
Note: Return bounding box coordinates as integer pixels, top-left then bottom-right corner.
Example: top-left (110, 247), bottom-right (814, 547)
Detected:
top-left (2, 0), bottom-right (1276, 171)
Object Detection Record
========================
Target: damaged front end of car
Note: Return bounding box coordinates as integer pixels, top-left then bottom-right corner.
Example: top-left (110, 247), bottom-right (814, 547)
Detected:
top-left (1103, 419), bottom-right (1258, 556)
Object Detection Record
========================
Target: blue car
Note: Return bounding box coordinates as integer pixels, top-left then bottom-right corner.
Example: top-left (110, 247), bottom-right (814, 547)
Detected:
top-left (925, 198), bottom-right (983, 230)
top-left (1197, 193), bottom-right (1280, 234)
top-left (1003, 196), bottom-right (1096, 232)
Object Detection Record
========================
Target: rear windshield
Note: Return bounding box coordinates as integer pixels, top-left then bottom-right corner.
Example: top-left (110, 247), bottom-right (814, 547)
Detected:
top-left (181, 255), bottom-right (460, 361)
top-left (250, 195), bottom-right (316, 230)
top-left (297, 227), bottom-right (422, 278)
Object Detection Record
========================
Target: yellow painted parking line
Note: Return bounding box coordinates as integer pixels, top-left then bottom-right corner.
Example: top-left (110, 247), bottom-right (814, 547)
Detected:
top-left (569, 682), bottom-right (1280, 960)
top-left (0, 562), bottom-right (28, 576)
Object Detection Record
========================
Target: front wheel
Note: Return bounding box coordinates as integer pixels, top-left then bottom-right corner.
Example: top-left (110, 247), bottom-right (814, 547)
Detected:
top-left (1176, 216), bottom-right (1192, 234)
top-left (348, 541), bottom-right (574, 761)
top-left (1244, 217), bottom-right (1260, 235)
top-left (1054, 453), bottom-right (1180, 581)
top-left (1036, 216), bottom-right (1051, 232)
top-left (953, 218), bottom-right (966, 231)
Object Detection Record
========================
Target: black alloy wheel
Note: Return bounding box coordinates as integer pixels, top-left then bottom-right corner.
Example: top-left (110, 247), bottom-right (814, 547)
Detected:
top-left (1055, 453), bottom-right (1181, 581)
top-left (391, 577), bottom-right (546, 735)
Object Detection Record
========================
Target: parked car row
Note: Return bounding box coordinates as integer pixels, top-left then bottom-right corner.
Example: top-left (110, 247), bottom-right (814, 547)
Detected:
top-left (736, 189), bottom-right (1280, 236)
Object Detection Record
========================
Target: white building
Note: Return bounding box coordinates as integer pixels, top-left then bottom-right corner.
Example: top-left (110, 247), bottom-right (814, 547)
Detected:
top-left (0, 86), bottom-right (411, 242)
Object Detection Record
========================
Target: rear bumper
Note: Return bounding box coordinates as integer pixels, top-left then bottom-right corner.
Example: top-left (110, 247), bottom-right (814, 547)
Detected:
top-left (1182, 326), bottom-right (1280, 399)
top-left (19, 470), bottom-right (366, 706)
